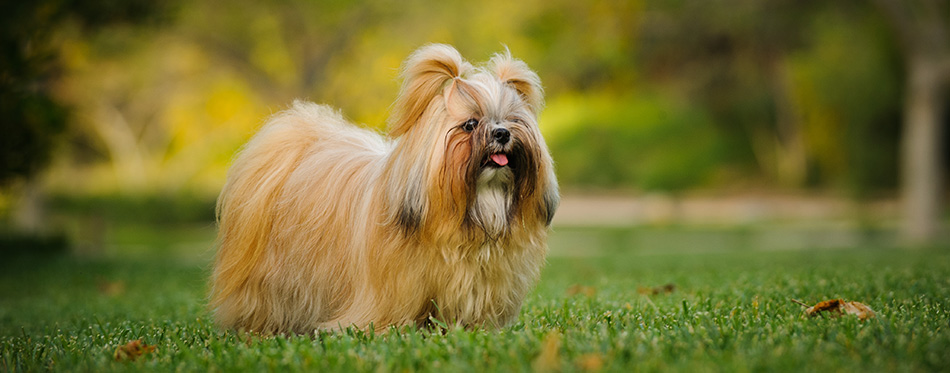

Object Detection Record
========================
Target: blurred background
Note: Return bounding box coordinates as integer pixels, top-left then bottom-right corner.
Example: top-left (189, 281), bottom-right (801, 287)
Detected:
top-left (2, 0), bottom-right (948, 259)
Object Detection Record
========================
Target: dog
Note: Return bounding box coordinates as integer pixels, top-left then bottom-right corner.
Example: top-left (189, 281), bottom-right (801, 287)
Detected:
top-left (210, 44), bottom-right (559, 334)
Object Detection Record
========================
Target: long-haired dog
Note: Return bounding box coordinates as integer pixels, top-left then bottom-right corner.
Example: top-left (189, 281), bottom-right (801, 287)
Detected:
top-left (211, 44), bottom-right (559, 334)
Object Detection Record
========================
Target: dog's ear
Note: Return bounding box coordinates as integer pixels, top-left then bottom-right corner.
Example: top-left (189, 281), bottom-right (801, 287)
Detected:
top-left (389, 44), bottom-right (472, 137)
top-left (540, 168), bottom-right (560, 226)
top-left (489, 49), bottom-right (544, 114)
top-left (542, 185), bottom-right (560, 226)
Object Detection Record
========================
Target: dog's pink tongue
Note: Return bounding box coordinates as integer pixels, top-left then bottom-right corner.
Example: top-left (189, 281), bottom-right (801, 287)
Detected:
top-left (491, 153), bottom-right (508, 166)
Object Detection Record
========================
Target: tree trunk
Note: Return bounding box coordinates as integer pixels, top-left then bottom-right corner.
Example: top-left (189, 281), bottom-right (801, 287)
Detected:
top-left (872, 0), bottom-right (949, 244)
top-left (901, 55), bottom-right (946, 243)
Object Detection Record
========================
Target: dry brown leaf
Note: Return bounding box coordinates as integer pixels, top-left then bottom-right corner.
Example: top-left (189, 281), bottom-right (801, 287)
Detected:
top-left (637, 283), bottom-right (676, 296)
top-left (532, 331), bottom-right (561, 372)
top-left (576, 353), bottom-right (604, 372)
top-left (566, 284), bottom-right (596, 297)
top-left (113, 339), bottom-right (156, 361)
top-left (792, 299), bottom-right (876, 321)
top-left (839, 301), bottom-right (876, 320)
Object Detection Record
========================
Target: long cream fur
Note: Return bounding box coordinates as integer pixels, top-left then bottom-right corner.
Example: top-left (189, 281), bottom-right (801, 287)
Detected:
top-left (211, 44), bottom-right (559, 334)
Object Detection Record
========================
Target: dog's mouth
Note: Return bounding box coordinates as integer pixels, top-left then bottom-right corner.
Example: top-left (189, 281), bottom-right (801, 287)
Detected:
top-left (484, 153), bottom-right (509, 168)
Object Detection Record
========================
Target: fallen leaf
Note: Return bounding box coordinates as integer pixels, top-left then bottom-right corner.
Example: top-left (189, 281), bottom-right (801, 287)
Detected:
top-left (576, 353), bottom-right (604, 372)
top-left (637, 283), bottom-right (676, 296)
top-left (566, 284), bottom-right (596, 297)
top-left (532, 331), bottom-right (561, 372)
top-left (839, 301), bottom-right (876, 320)
top-left (113, 339), bottom-right (156, 361)
top-left (791, 299), bottom-right (876, 321)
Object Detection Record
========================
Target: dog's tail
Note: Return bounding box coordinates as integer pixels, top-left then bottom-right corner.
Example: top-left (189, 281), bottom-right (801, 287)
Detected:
top-left (210, 102), bottom-right (335, 320)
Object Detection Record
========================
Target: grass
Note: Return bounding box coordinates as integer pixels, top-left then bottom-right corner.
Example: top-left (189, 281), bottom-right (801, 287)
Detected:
top-left (1, 226), bottom-right (949, 371)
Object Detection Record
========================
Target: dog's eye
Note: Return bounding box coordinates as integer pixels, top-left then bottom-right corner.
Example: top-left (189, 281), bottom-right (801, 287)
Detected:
top-left (461, 118), bottom-right (478, 132)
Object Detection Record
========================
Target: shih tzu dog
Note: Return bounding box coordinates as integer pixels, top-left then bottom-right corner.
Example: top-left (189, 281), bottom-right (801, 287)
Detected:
top-left (210, 44), bottom-right (559, 334)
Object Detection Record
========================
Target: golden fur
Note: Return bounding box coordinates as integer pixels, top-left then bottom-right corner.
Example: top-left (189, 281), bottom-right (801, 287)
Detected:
top-left (210, 44), bottom-right (559, 334)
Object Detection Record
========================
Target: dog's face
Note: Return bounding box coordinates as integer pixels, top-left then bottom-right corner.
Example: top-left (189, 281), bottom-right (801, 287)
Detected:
top-left (443, 71), bottom-right (548, 236)
top-left (387, 45), bottom-right (558, 241)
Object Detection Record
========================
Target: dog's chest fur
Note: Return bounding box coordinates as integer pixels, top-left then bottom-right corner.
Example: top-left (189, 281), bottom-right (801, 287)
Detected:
top-left (428, 240), bottom-right (534, 328)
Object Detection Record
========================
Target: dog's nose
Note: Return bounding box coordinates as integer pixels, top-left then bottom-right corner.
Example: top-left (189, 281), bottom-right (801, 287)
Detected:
top-left (492, 128), bottom-right (510, 145)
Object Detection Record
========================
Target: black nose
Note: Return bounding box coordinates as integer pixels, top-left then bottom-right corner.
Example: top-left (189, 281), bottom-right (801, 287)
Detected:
top-left (492, 128), bottom-right (510, 145)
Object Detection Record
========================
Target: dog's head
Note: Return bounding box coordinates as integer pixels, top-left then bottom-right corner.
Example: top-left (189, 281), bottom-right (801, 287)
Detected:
top-left (386, 44), bottom-right (558, 241)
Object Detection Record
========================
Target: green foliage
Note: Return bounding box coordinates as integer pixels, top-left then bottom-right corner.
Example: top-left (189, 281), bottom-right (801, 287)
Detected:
top-left (522, 1), bottom-right (640, 93)
top-left (634, 1), bottom-right (907, 191)
top-left (0, 0), bottom-right (172, 186)
top-left (0, 2), bottom-right (67, 186)
top-left (787, 7), bottom-right (901, 193)
top-left (2, 228), bottom-right (948, 371)
top-left (546, 95), bottom-right (730, 191)
top-left (0, 92), bottom-right (67, 186)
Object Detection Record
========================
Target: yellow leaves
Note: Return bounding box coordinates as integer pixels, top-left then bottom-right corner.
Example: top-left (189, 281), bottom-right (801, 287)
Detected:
top-left (533, 331), bottom-right (561, 372)
top-left (575, 353), bottom-right (605, 372)
top-left (204, 80), bottom-right (256, 126)
top-left (533, 331), bottom-right (606, 372)
top-left (792, 299), bottom-right (876, 321)
top-left (248, 14), bottom-right (297, 86)
top-left (566, 284), bottom-right (597, 297)
top-left (113, 339), bottom-right (156, 361)
top-left (59, 37), bottom-right (92, 71)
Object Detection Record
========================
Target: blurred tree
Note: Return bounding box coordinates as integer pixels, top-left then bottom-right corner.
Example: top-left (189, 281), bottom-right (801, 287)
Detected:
top-left (786, 6), bottom-right (901, 193)
top-left (179, 0), bottom-right (381, 102)
top-left (0, 0), bottom-right (171, 187)
top-left (635, 0), bottom-right (908, 197)
top-left (0, 0), bottom-right (171, 231)
top-left (1, 3), bottom-right (68, 187)
top-left (873, 0), bottom-right (950, 243)
top-left (523, 0), bottom-right (640, 94)
top-left (50, 0), bottom-right (385, 193)
top-left (637, 0), bottom-right (819, 187)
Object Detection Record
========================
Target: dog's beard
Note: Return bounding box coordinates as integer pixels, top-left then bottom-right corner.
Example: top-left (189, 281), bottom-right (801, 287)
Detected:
top-left (470, 162), bottom-right (514, 239)
top-left (465, 138), bottom-right (537, 240)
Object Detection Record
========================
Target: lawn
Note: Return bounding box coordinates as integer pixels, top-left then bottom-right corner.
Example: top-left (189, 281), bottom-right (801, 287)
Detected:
top-left (1, 226), bottom-right (949, 371)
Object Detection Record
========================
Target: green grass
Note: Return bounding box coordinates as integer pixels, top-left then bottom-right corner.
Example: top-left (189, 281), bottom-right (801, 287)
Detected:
top-left (2, 226), bottom-right (949, 371)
